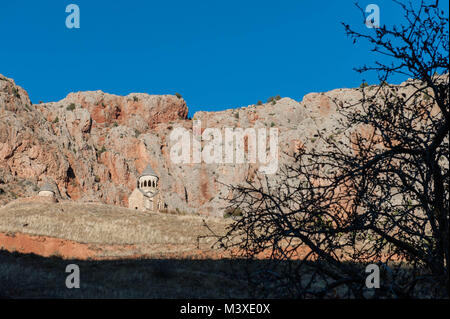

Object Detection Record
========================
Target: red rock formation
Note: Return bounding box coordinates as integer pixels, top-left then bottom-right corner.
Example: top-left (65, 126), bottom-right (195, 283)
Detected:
top-left (1, 73), bottom-right (430, 217)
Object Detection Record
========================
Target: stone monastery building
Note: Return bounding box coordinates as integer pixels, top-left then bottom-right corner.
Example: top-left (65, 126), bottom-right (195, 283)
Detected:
top-left (128, 164), bottom-right (164, 211)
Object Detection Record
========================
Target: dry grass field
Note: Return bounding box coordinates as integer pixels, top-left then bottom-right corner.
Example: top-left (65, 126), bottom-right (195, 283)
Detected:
top-left (0, 202), bottom-right (437, 298)
top-left (0, 201), bottom-right (233, 260)
top-left (0, 201), bottom-right (260, 298)
top-left (0, 201), bottom-right (229, 246)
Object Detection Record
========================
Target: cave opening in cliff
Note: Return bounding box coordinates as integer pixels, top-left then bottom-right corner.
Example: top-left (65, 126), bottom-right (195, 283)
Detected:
top-left (66, 166), bottom-right (75, 181)
top-left (113, 105), bottom-right (122, 120)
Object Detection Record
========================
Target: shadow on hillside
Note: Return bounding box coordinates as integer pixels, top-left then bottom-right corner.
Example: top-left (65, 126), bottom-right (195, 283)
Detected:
top-left (3, 250), bottom-right (443, 299)
top-left (0, 250), bottom-right (264, 299)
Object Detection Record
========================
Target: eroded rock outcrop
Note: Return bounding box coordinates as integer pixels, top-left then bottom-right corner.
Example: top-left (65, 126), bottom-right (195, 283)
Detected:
top-left (0, 74), bottom-right (189, 208)
top-left (1, 73), bottom-right (412, 216)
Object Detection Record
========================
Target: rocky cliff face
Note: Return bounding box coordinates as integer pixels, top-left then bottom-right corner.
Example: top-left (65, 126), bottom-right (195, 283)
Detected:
top-left (0, 74), bottom-right (188, 209)
top-left (0, 73), bottom-right (379, 216)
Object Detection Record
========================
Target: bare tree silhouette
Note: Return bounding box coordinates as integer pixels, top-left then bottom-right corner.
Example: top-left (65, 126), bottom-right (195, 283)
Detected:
top-left (217, 0), bottom-right (448, 298)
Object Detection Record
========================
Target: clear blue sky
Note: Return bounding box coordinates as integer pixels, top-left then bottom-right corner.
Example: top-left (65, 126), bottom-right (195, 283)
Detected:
top-left (1, 1), bottom-right (448, 117)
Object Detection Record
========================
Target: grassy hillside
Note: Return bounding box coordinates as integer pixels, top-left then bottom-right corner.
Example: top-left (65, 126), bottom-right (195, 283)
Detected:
top-left (0, 201), bottom-right (228, 245)
top-left (0, 201), bottom-right (251, 298)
